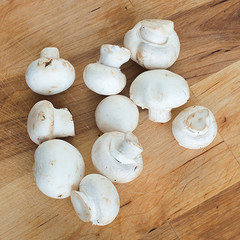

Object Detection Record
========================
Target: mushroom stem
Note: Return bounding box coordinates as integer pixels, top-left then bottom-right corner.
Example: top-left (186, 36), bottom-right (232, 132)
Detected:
top-left (186, 109), bottom-right (210, 133)
top-left (140, 21), bottom-right (174, 45)
top-left (149, 109), bottom-right (171, 123)
top-left (99, 45), bottom-right (130, 68)
top-left (110, 132), bottom-right (142, 164)
top-left (71, 191), bottom-right (91, 222)
top-left (40, 47), bottom-right (60, 59)
top-left (52, 108), bottom-right (75, 138)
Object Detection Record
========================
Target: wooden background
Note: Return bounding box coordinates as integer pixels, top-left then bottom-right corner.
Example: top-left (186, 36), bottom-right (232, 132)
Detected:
top-left (0, 0), bottom-right (240, 239)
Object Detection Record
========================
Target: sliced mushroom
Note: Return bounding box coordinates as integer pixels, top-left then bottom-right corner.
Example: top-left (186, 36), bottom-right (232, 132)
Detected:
top-left (27, 100), bottom-right (74, 144)
top-left (130, 70), bottom-right (189, 123)
top-left (172, 106), bottom-right (217, 149)
top-left (92, 132), bottom-right (143, 183)
top-left (124, 19), bottom-right (180, 69)
top-left (34, 139), bottom-right (85, 199)
top-left (25, 47), bottom-right (75, 95)
top-left (71, 174), bottom-right (120, 226)
top-left (95, 95), bottom-right (139, 133)
top-left (83, 44), bottom-right (130, 95)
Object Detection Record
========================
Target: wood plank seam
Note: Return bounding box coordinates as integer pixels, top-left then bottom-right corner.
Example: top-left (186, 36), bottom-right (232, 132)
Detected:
top-left (169, 221), bottom-right (180, 240)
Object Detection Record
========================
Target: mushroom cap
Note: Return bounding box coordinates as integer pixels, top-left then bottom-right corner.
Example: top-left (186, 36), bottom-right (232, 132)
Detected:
top-left (124, 19), bottom-right (180, 69)
top-left (92, 132), bottom-right (143, 183)
top-left (130, 69), bottom-right (189, 112)
top-left (172, 106), bottom-right (217, 149)
top-left (34, 139), bottom-right (85, 199)
top-left (83, 62), bottom-right (126, 95)
top-left (71, 174), bottom-right (120, 226)
top-left (95, 95), bottom-right (139, 133)
top-left (25, 57), bottom-right (75, 95)
top-left (27, 100), bottom-right (54, 144)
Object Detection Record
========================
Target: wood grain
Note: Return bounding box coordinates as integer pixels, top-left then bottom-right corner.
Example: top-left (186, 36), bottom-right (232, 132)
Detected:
top-left (171, 182), bottom-right (240, 240)
top-left (0, 0), bottom-right (240, 239)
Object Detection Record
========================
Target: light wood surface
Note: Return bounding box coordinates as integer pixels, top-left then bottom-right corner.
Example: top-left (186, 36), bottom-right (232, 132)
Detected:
top-left (1, 0), bottom-right (240, 239)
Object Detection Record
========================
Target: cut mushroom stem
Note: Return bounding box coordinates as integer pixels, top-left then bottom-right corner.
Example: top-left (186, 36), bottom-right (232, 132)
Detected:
top-left (111, 132), bottom-right (143, 164)
top-left (40, 47), bottom-right (60, 59)
top-left (186, 109), bottom-right (209, 133)
top-left (71, 191), bottom-right (91, 222)
top-left (71, 174), bottom-right (120, 226)
top-left (149, 109), bottom-right (171, 123)
top-left (99, 44), bottom-right (130, 68)
top-left (140, 20), bottom-right (174, 45)
top-left (52, 108), bottom-right (75, 138)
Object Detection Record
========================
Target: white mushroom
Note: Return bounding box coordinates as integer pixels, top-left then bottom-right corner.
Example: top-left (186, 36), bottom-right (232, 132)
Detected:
top-left (95, 95), bottom-right (139, 133)
top-left (130, 69), bottom-right (189, 123)
top-left (71, 174), bottom-right (120, 226)
top-left (172, 106), bottom-right (217, 149)
top-left (27, 100), bottom-right (74, 144)
top-left (124, 19), bottom-right (180, 69)
top-left (25, 47), bottom-right (75, 95)
top-left (83, 44), bottom-right (130, 95)
top-left (34, 139), bottom-right (85, 199)
top-left (92, 132), bottom-right (143, 183)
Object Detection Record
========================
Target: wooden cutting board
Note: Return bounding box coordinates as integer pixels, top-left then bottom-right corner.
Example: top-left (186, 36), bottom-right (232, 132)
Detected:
top-left (0, 0), bottom-right (240, 239)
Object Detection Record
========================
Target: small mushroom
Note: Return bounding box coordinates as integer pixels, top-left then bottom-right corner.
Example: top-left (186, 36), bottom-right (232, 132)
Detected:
top-left (95, 95), bottom-right (139, 133)
top-left (83, 44), bottom-right (130, 95)
top-left (172, 106), bottom-right (217, 149)
top-left (71, 174), bottom-right (120, 226)
top-left (92, 132), bottom-right (143, 183)
top-left (130, 70), bottom-right (189, 123)
top-left (27, 100), bottom-right (74, 144)
top-left (25, 47), bottom-right (75, 95)
top-left (34, 139), bottom-right (85, 199)
top-left (124, 19), bottom-right (180, 69)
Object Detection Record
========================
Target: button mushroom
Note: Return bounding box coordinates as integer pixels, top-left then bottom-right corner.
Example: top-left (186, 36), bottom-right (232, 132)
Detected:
top-left (130, 70), bottom-right (189, 123)
top-left (92, 132), bottom-right (143, 183)
top-left (172, 106), bottom-right (217, 149)
top-left (83, 44), bottom-right (130, 95)
top-left (27, 100), bottom-right (74, 144)
top-left (95, 95), bottom-right (139, 133)
top-left (25, 47), bottom-right (75, 95)
top-left (124, 19), bottom-right (180, 69)
top-left (71, 174), bottom-right (120, 226)
top-left (34, 139), bottom-right (85, 199)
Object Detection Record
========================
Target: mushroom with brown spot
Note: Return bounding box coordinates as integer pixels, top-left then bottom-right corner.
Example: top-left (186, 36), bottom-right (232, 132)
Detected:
top-left (27, 100), bottom-right (74, 144)
top-left (83, 44), bottom-right (130, 95)
top-left (71, 174), bottom-right (120, 225)
top-left (34, 139), bottom-right (85, 199)
top-left (25, 47), bottom-right (75, 95)
top-left (124, 19), bottom-right (180, 69)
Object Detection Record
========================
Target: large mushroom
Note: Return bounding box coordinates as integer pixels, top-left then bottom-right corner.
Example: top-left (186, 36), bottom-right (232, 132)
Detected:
top-left (172, 106), bottom-right (217, 149)
top-left (92, 132), bottom-right (143, 183)
top-left (71, 174), bottom-right (120, 226)
top-left (83, 44), bottom-right (130, 95)
top-left (27, 100), bottom-right (74, 144)
top-left (25, 47), bottom-right (75, 95)
top-left (130, 70), bottom-right (189, 123)
top-left (95, 95), bottom-right (139, 133)
top-left (34, 139), bottom-right (85, 199)
top-left (124, 19), bottom-right (180, 69)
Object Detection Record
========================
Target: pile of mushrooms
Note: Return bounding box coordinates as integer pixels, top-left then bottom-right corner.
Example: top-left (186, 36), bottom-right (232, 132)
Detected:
top-left (25, 19), bottom-right (217, 226)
